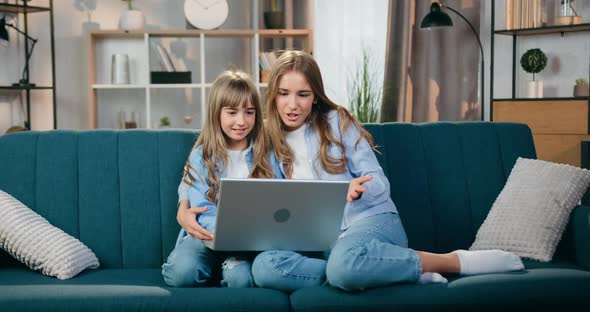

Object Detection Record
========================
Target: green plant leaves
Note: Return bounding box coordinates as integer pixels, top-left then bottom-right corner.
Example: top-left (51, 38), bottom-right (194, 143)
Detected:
top-left (348, 50), bottom-right (381, 123)
top-left (520, 48), bottom-right (547, 76)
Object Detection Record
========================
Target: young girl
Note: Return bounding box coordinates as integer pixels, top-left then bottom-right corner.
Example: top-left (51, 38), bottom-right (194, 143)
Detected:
top-left (162, 69), bottom-right (279, 288)
top-left (250, 50), bottom-right (524, 292)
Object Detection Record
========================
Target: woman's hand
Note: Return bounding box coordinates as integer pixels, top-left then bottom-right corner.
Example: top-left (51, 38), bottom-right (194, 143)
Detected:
top-left (176, 199), bottom-right (214, 240)
top-left (347, 175), bottom-right (373, 202)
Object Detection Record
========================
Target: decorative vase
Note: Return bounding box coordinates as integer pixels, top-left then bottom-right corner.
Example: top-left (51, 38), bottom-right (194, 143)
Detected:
top-left (574, 85), bottom-right (590, 97)
top-left (264, 11), bottom-right (284, 29)
top-left (528, 80), bottom-right (543, 98)
top-left (118, 9), bottom-right (145, 31)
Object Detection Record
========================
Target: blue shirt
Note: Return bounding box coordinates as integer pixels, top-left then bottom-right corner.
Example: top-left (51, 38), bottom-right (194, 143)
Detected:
top-left (177, 142), bottom-right (282, 234)
top-left (278, 110), bottom-right (397, 229)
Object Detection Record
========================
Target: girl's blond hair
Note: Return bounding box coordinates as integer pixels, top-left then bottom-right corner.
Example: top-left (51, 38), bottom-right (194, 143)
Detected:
top-left (183, 70), bottom-right (273, 202)
top-left (266, 50), bottom-right (376, 178)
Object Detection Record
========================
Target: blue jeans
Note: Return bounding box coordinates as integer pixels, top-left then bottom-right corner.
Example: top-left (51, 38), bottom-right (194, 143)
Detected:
top-left (251, 212), bottom-right (421, 292)
top-left (162, 235), bottom-right (255, 288)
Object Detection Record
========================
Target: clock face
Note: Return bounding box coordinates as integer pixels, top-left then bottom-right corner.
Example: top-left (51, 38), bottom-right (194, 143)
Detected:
top-left (184, 0), bottom-right (229, 30)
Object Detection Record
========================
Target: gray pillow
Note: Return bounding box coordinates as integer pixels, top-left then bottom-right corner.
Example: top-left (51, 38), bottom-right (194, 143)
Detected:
top-left (470, 157), bottom-right (590, 262)
top-left (0, 190), bottom-right (100, 279)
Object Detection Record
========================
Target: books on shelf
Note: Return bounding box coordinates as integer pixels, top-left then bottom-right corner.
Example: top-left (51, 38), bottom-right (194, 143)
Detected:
top-left (505, 0), bottom-right (544, 30)
top-left (259, 51), bottom-right (278, 71)
top-left (151, 42), bottom-right (186, 72)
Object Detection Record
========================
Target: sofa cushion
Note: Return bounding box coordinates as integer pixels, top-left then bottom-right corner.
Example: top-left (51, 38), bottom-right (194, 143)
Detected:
top-left (0, 190), bottom-right (99, 279)
top-left (470, 158), bottom-right (590, 262)
top-left (0, 268), bottom-right (290, 312)
top-left (289, 262), bottom-right (590, 311)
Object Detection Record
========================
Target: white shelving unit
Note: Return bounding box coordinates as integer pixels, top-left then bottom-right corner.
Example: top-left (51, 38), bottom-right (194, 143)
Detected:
top-left (88, 27), bottom-right (312, 129)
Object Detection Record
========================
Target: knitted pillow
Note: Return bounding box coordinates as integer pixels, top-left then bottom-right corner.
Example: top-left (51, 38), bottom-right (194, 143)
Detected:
top-left (470, 157), bottom-right (590, 262)
top-left (0, 190), bottom-right (100, 279)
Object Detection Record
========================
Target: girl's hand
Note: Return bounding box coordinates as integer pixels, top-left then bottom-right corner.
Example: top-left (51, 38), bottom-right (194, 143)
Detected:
top-left (177, 200), bottom-right (214, 240)
top-left (347, 175), bottom-right (373, 202)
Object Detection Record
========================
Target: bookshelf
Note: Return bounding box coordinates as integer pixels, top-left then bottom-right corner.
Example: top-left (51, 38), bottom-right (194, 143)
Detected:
top-left (88, 8), bottom-right (312, 130)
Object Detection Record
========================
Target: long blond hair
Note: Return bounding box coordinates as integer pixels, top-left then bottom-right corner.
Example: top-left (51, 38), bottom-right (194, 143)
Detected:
top-left (266, 50), bottom-right (375, 178)
top-left (183, 70), bottom-right (273, 202)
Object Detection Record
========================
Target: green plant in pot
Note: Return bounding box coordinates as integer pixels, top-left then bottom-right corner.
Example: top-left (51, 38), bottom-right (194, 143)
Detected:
top-left (348, 49), bottom-right (381, 123)
top-left (159, 116), bottom-right (170, 128)
top-left (520, 48), bottom-right (547, 98)
top-left (574, 78), bottom-right (589, 97)
top-left (264, 0), bottom-right (284, 29)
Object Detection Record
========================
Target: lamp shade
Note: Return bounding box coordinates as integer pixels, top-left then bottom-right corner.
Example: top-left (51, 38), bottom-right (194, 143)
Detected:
top-left (0, 17), bottom-right (9, 41)
top-left (421, 2), bottom-right (453, 28)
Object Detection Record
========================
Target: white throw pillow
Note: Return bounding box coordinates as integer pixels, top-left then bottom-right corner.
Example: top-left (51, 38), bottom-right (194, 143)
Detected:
top-left (0, 190), bottom-right (100, 279)
top-left (470, 157), bottom-right (590, 262)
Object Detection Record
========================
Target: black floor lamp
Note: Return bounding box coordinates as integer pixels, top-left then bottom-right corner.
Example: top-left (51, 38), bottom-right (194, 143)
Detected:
top-left (420, 2), bottom-right (485, 121)
top-left (0, 16), bottom-right (38, 88)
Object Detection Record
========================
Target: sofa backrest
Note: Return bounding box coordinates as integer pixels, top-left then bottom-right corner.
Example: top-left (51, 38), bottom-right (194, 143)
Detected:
top-left (0, 130), bottom-right (196, 269)
top-left (363, 122), bottom-right (536, 253)
top-left (0, 122), bottom-right (535, 268)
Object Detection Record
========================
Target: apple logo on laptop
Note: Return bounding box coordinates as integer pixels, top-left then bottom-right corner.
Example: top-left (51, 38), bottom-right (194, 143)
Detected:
top-left (273, 208), bottom-right (290, 223)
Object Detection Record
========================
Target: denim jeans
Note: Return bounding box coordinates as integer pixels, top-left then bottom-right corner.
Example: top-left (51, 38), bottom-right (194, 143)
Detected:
top-left (162, 235), bottom-right (255, 288)
top-left (251, 212), bottom-right (421, 292)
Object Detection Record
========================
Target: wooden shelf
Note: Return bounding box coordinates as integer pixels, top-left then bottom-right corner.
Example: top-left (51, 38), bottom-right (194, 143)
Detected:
top-left (0, 3), bottom-right (50, 13)
top-left (89, 29), bottom-right (312, 39)
top-left (494, 97), bottom-right (590, 101)
top-left (495, 23), bottom-right (590, 36)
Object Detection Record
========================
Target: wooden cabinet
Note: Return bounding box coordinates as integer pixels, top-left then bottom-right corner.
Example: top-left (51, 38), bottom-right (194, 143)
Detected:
top-left (493, 99), bottom-right (590, 166)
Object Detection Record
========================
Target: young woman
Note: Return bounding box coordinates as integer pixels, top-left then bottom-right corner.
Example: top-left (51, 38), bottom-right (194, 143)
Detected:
top-left (250, 50), bottom-right (524, 292)
top-left (162, 69), bottom-right (279, 288)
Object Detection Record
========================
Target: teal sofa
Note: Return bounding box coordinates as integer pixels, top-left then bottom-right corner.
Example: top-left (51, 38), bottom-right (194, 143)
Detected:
top-left (1, 122), bottom-right (589, 311)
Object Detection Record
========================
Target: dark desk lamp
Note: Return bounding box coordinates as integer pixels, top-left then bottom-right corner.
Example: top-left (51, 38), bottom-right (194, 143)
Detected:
top-left (420, 2), bottom-right (485, 121)
top-left (0, 16), bottom-right (38, 88)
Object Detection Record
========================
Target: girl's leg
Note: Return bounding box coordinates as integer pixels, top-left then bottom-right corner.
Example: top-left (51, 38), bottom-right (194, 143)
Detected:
top-left (326, 212), bottom-right (421, 291)
top-left (251, 250), bottom-right (327, 292)
top-left (162, 236), bottom-right (217, 287)
top-left (220, 256), bottom-right (255, 288)
top-left (418, 249), bottom-right (523, 276)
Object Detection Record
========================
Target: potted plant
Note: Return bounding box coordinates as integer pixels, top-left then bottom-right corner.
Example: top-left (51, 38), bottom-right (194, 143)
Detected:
top-left (119, 0), bottom-right (145, 31)
top-left (264, 0), bottom-right (284, 29)
top-left (520, 48), bottom-right (548, 98)
top-left (159, 116), bottom-right (171, 129)
top-left (347, 49), bottom-right (381, 123)
top-left (574, 78), bottom-right (589, 97)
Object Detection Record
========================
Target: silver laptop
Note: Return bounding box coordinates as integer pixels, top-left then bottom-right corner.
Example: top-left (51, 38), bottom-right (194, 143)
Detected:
top-left (204, 178), bottom-right (349, 251)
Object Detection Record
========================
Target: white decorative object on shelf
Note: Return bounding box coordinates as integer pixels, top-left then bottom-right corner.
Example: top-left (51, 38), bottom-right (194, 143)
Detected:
top-left (111, 54), bottom-right (130, 84)
top-left (119, 1), bottom-right (144, 31)
top-left (119, 9), bottom-right (145, 31)
top-left (527, 80), bottom-right (543, 98)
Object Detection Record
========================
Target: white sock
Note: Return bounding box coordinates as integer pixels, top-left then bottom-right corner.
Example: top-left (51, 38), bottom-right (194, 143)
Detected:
top-left (418, 272), bottom-right (448, 284)
top-left (455, 249), bottom-right (524, 276)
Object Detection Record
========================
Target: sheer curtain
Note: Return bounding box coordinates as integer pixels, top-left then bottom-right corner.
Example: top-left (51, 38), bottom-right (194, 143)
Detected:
top-left (381, 0), bottom-right (482, 122)
top-left (313, 0), bottom-right (389, 109)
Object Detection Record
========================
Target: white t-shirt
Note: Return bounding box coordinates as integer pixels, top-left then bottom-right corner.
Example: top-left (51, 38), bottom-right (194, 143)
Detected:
top-left (226, 149), bottom-right (249, 178)
top-left (285, 125), bottom-right (316, 179)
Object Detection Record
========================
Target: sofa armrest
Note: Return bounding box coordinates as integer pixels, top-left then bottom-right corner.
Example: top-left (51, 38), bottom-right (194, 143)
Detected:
top-left (572, 204), bottom-right (590, 269)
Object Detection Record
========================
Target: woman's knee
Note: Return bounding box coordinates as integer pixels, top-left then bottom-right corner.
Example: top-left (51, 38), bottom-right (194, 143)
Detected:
top-left (251, 251), bottom-right (283, 287)
top-left (325, 244), bottom-right (364, 291)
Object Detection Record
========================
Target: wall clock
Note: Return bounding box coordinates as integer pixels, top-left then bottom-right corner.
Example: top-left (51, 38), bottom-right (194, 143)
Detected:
top-left (184, 0), bottom-right (229, 30)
